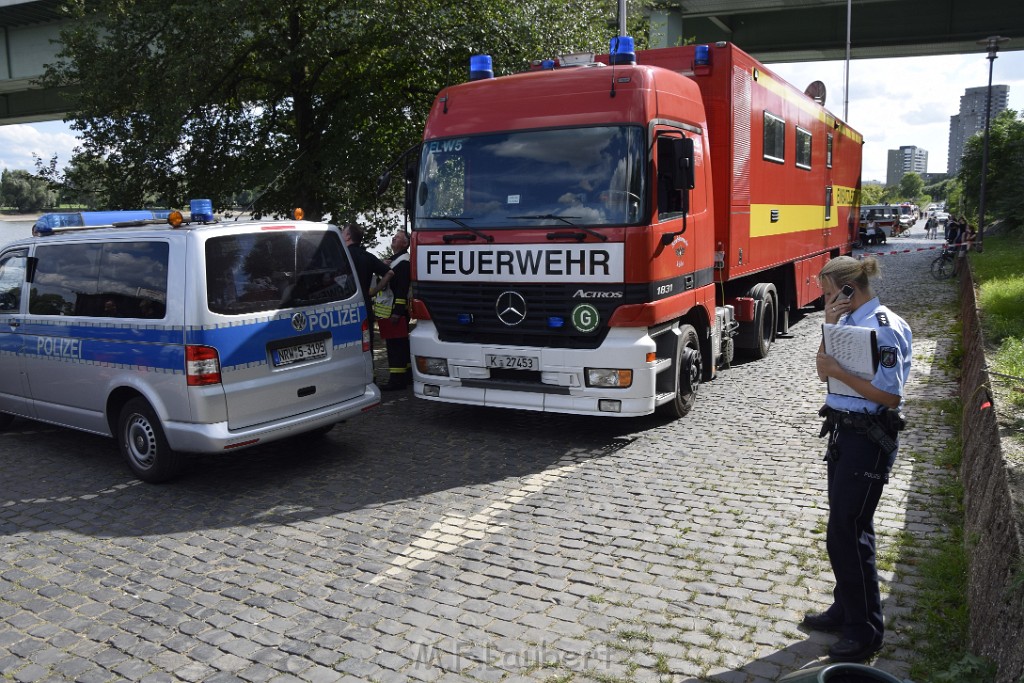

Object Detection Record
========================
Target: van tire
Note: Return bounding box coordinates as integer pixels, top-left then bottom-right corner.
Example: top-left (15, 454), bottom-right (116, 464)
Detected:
top-left (0, 412), bottom-right (14, 430)
top-left (118, 398), bottom-right (182, 483)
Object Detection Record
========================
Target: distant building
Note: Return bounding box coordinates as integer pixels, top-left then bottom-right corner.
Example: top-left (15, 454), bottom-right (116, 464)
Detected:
top-left (886, 146), bottom-right (928, 186)
top-left (948, 84), bottom-right (1010, 176)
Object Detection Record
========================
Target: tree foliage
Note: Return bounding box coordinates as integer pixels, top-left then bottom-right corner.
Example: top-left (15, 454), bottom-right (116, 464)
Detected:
top-left (898, 171), bottom-right (924, 202)
top-left (34, 153), bottom-right (110, 209)
top-left (43, 0), bottom-right (637, 238)
top-left (958, 109), bottom-right (1024, 229)
top-left (1, 169), bottom-right (56, 212)
top-left (860, 183), bottom-right (887, 206)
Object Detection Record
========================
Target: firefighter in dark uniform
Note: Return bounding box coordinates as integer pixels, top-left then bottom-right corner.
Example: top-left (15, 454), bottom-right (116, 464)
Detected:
top-left (803, 255), bottom-right (912, 662)
top-left (374, 231), bottom-right (411, 390)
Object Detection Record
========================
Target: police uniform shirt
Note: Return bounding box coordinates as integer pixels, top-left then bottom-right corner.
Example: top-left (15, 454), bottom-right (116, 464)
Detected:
top-left (825, 296), bottom-right (912, 414)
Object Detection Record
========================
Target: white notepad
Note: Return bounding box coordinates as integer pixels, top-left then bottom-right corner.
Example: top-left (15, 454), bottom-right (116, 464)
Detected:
top-left (822, 323), bottom-right (879, 398)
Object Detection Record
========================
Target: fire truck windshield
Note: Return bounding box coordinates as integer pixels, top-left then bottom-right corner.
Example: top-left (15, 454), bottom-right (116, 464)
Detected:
top-left (415, 126), bottom-right (646, 230)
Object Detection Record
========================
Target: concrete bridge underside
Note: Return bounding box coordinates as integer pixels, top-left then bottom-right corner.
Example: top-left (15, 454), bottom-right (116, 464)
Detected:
top-left (2, 0), bottom-right (1023, 125)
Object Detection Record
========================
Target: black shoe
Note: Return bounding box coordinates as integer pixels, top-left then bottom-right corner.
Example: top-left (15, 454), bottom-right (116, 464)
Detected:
top-left (800, 612), bottom-right (843, 634)
top-left (828, 637), bottom-right (883, 663)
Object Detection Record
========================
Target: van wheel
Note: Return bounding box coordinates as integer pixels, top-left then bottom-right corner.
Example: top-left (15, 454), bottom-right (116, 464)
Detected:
top-left (659, 324), bottom-right (701, 419)
top-left (118, 398), bottom-right (182, 483)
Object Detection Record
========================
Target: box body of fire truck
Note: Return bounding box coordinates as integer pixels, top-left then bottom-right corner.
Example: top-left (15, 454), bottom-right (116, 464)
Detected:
top-left (404, 41), bottom-right (862, 417)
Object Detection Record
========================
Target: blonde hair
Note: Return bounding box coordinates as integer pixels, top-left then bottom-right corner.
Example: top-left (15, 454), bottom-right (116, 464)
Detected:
top-left (819, 255), bottom-right (880, 295)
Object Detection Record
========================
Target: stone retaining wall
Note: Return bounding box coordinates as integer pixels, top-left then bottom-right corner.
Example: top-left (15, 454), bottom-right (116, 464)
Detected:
top-left (959, 262), bottom-right (1024, 683)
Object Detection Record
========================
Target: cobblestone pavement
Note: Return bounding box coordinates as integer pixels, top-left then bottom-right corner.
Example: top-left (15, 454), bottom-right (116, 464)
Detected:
top-left (1, 225), bottom-right (960, 683)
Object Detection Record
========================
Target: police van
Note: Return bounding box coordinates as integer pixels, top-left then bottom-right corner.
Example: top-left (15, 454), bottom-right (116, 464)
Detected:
top-left (0, 207), bottom-right (380, 482)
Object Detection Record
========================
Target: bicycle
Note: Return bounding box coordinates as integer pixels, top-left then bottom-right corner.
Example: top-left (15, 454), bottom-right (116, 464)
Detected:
top-left (930, 244), bottom-right (958, 280)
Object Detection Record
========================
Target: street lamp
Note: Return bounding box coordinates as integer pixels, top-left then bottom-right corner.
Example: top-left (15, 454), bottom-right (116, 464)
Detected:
top-left (976, 35), bottom-right (1010, 252)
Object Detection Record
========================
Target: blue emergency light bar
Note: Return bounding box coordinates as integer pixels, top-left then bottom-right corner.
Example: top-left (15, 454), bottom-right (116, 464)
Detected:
top-left (32, 209), bottom-right (174, 236)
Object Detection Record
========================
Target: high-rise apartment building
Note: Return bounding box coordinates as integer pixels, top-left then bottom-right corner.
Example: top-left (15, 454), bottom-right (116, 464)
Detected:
top-left (886, 146), bottom-right (928, 186)
top-left (948, 84), bottom-right (1010, 176)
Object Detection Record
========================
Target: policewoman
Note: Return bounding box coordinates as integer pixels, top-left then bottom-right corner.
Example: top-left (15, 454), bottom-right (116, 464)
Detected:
top-left (803, 255), bottom-right (912, 662)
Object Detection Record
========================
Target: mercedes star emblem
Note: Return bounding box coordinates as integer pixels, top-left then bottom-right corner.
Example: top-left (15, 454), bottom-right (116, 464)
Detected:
top-left (495, 291), bottom-right (527, 326)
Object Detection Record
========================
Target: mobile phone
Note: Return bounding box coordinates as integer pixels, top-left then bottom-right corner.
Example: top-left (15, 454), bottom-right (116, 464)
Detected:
top-left (838, 284), bottom-right (854, 301)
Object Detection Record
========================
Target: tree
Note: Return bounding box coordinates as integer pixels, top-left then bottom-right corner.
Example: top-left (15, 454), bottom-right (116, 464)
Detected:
top-left (42, 0), bottom-right (635, 239)
top-left (1, 169), bottom-right (56, 212)
top-left (898, 172), bottom-right (924, 203)
top-left (34, 153), bottom-right (109, 209)
top-left (959, 109), bottom-right (1024, 229)
top-left (860, 183), bottom-right (887, 205)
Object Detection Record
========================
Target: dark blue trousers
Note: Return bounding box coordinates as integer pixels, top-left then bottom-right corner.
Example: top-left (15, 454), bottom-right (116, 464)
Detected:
top-left (823, 425), bottom-right (891, 644)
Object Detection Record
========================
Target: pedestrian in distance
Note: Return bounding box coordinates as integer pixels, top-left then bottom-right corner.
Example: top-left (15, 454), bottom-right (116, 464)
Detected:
top-left (373, 231), bottom-right (412, 391)
top-left (342, 222), bottom-right (393, 350)
top-left (805, 255), bottom-right (912, 663)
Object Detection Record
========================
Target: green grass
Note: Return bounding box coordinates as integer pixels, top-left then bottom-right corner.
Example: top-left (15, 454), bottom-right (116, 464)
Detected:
top-left (972, 233), bottom-right (1024, 408)
top-left (906, 386), bottom-right (977, 681)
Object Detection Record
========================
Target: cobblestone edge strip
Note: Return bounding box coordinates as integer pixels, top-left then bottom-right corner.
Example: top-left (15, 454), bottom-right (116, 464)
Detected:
top-left (959, 260), bottom-right (1024, 683)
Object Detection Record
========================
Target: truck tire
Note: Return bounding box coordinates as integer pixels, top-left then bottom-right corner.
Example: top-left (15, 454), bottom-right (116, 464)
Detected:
top-left (743, 284), bottom-right (777, 360)
top-left (118, 397), bottom-right (183, 484)
top-left (658, 324), bottom-right (702, 419)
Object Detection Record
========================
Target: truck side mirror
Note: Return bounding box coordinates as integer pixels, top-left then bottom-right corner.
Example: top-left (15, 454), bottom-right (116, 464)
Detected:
top-left (670, 137), bottom-right (695, 216)
top-left (671, 137), bottom-right (695, 192)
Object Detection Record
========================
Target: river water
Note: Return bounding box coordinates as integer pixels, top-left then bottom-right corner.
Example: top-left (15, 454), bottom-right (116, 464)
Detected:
top-left (0, 219), bottom-right (35, 247)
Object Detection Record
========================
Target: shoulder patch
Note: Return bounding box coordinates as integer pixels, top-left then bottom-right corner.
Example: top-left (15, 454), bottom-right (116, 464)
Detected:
top-left (879, 346), bottom-right (898, 368)
top-left (875, 312), bottom-right (890, 327)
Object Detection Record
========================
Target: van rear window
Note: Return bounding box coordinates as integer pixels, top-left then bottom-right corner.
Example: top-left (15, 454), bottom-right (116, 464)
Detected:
top-left (205, 230), bottom-right (356, 315)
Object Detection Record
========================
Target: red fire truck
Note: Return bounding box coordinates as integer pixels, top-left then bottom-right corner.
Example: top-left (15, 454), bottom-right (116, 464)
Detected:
top-left (395, 39), bottom-right (862, 418)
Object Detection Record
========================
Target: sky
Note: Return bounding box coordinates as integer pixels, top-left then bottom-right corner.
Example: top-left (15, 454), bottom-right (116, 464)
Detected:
top-left (2, 51), bottom-right (1023, 185)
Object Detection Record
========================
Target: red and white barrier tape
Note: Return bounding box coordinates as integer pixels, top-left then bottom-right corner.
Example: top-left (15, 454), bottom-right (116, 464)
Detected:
top-left (857, 241), bottom-right (970, 257)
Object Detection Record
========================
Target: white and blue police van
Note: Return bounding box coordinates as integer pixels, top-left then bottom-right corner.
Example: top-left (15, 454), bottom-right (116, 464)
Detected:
top-left (0, 203), bottom-right (380, 482)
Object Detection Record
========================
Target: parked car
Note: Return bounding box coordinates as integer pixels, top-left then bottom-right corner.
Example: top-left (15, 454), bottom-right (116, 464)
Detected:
top-left (859, 204), bottom-right (897, 245)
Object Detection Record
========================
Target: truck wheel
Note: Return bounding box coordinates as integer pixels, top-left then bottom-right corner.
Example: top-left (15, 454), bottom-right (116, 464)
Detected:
top-left (659, 324), bottom-right (702, 419)
top-left (118, 397), bottom-right (183, 483)
top-left (749, 285), bottom-right (776, 359)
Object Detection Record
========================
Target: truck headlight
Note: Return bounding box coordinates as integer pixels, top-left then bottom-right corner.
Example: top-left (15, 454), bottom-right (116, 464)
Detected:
top-left (415, 356), bottom-right (449, 377)
top-left (586, 368), bottom-right (632, 388)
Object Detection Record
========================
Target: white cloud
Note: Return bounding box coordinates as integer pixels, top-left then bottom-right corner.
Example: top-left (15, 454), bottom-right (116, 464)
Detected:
top-left (0, 121), bottom-right (80, 175)
top-left (771, 50), bottom-right (1024, 183)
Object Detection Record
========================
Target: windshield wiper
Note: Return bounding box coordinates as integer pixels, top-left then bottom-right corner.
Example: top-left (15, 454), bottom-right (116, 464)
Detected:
top-left (424, 216), bottom-right (495, 243)
top-left (507, 214), bottom-right (609, 242)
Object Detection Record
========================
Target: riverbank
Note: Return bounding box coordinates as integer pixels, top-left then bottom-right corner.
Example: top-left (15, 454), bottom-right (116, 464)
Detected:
top-left (0, 212), bottom-right (41, 223)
